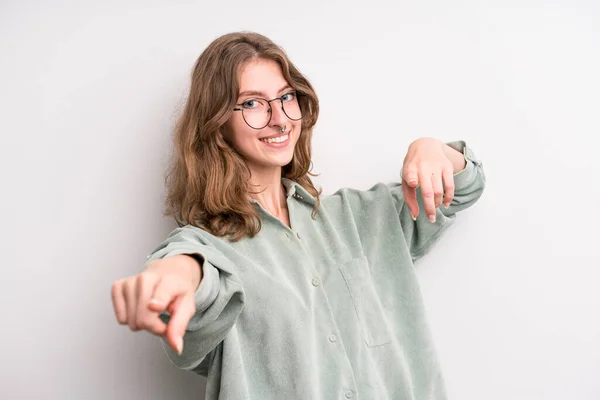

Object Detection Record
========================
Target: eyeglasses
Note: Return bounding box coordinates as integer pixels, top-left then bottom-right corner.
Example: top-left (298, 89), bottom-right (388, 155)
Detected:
top-left (233, 91), bottom-right (304, 130)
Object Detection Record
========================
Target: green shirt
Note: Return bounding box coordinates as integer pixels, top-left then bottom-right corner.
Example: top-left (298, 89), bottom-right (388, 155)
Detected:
top-left (146, 141), bottom-right (486, 400)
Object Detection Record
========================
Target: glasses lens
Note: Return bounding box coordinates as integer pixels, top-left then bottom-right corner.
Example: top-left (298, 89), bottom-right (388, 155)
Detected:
top-left (282, 93), bottom-right (302, 120)
top-left (243, 99), bottom-right (270, 129)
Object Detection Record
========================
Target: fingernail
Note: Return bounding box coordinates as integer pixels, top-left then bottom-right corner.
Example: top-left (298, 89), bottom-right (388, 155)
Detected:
top-left (149, 298), bottom-right (163, 306)
top-left (428, 215), bottom-right (436, 223)
top-left (176, 338), bottom-right (183, 355)
top-left (444, 203), bottom-right (450, 209)
top-left (411, 213), bottom-right (417, 221)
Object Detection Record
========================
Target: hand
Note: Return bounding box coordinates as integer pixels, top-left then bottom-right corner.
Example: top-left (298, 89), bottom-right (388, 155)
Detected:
top-left (111, 254), bottom-right (202, 355)
top-left (401, 138), bottom-right (456, 223)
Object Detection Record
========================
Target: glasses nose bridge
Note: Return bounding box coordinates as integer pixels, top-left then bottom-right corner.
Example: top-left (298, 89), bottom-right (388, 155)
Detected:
top-left (266, 97), bottom-right (285, 112)
top-left (265, 97), bottom-right (287, 122)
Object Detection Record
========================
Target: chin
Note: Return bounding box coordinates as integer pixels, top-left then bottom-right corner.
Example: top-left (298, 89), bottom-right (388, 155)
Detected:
top-left (264, 145), bottom-right (296, 166)
top-left (273, 154), bottom-right (295, 168)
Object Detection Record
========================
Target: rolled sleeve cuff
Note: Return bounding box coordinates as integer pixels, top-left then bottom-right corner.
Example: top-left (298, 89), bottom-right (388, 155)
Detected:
top-left (446, 140), bottom-right (481, 189)
top-left (195, 260), bottom-right (220, 313)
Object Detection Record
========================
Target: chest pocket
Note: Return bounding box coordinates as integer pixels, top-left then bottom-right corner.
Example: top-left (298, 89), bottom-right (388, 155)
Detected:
top-left (338, 256), bottom-right (392, 347)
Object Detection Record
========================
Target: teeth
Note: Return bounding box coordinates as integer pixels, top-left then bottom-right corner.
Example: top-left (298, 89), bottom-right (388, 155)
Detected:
top-left (261, 134), bottom-right (289, 144)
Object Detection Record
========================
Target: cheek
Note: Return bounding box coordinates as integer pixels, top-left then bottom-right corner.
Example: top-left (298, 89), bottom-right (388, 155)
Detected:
top-left (225, 119), bottom-right (255, 148)
top-left (292, 122), bottom-right (302, 142)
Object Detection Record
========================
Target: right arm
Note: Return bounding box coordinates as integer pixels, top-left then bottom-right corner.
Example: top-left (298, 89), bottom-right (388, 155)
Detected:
top-left (111, 226), bottom-right (245, 372)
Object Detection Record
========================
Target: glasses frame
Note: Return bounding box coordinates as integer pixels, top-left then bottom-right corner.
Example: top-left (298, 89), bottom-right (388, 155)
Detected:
top-left (233, 91), bottom-right (305, 130)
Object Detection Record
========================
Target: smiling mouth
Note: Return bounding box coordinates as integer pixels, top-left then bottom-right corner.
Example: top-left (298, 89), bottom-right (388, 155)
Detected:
top-left (259, 133), bottom-right (289, 144)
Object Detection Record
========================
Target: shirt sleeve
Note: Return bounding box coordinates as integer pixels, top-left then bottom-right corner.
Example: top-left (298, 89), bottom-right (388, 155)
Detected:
top-left (145, 225), bottom-right (245, 373)
top-left (392, 140), bottom-right (486, 261)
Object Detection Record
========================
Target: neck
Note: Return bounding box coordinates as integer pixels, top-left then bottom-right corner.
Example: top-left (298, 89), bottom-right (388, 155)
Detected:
top-left (249, 166), bottom-right (287, 215)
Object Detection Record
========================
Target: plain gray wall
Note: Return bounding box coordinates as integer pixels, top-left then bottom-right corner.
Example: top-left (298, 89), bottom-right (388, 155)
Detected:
top-left (2, 0), bottom-right (599, 399)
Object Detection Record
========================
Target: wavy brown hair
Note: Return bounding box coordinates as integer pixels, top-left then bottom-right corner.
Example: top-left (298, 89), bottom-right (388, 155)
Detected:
top-left (164, 32), bottom-right (321, 241)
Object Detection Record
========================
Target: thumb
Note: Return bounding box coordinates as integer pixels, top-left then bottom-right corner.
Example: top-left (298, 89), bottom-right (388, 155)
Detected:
top-left (148, 274), bottom-right (187, 312)
top-left (402, 164), bottom-right (419, 188)
top-left (148, 292), bottom-right (170, 314)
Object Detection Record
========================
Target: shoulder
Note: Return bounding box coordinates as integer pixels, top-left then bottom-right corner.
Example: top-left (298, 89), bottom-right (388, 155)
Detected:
top-left (158, 224), bottom-right (241, 255)
top-left (166, 224), bottom-right (214, 243)
top-left (321, 182), bottom-right (404, 209)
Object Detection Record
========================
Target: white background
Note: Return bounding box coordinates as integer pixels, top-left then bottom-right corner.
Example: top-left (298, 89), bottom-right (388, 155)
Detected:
top-left (2, 0), bottom-right (599, 399)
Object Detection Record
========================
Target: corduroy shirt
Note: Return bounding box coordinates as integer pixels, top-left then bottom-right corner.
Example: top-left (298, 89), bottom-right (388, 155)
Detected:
top-left (146, 141), bottom-right (486, 400)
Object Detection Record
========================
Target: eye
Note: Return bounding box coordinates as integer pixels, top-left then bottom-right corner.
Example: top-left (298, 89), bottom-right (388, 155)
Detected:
top-left (281, 91), bottom-right (296, 102)
top-left (241, 99), bottom-right (260, 109)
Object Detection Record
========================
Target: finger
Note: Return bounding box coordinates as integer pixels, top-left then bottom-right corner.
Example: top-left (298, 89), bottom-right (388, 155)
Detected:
top-left (111, 280), bottom-right (127, 325)
top-left (431, 171), bottom-right (444, 209)
top-left (402, 180), bottom-right (419, 220)
top-left (166, 293), bottom-right (196, 355)
top-left (402, 164), bottom-right (419, 188)
top-left (135, 272), bottom-right (167, 335)
top-left (123, 279), bottom-right (139, 331)
top-left (418, 168), bottom-right (437, 223)
top-left (135, 272), bottom-right (158, 323)
top-left (442, 166), bottom-right (455, 208)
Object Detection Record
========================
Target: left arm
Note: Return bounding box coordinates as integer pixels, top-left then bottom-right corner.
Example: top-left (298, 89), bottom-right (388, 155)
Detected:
top-left (323, 140), bottom-right (484, 263)
top-left (401, 137), bottom-right (484, 223)
top-left (394, 138), bottom-right (485, 260)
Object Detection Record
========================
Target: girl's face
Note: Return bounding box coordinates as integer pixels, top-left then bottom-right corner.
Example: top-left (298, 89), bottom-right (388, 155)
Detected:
top-left (223, 59), bottom-right (302, 174)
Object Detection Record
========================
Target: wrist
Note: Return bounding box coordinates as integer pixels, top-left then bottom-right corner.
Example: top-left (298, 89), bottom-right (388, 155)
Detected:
top-left (179, 254), bottom-right (204, 290)
top-left (442, 142), bottom-right (467, 174)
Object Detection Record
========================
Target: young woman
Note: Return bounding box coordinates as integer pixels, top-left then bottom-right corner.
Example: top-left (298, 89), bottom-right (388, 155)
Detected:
top-left (111, 32), bottom-right (485, 400)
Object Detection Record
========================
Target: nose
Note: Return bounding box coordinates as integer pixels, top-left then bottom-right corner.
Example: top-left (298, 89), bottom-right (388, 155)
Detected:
top-left (268, 100), bottom-right (288, 129)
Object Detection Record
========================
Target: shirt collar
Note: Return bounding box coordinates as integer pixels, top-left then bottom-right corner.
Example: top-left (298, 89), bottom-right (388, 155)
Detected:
top-left (249, 179), bottom-right (316, 207)
top-left (282, 178), bottom-right (317, 205)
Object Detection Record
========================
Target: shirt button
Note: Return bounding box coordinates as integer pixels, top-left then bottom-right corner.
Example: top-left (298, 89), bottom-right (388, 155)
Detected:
top-left (345, 389), bottom-right (353, 398)
top-left (328, 334), bottom-right (337, 343)
top-left (311, 278), bottom-right (321, 287)
top-left (296, 231), bottom-right (301, 239)
top-left (284, 232), bottom-right (291, 240)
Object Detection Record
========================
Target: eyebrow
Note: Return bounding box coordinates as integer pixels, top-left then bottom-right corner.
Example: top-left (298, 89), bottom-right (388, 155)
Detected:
top-left (238, 85), bottom-right (293, 99)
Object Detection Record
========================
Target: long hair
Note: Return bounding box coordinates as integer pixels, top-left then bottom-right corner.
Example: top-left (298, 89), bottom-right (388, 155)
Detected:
top-left (164, 32), bottom-right (321, 241)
